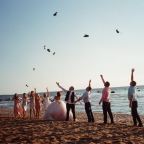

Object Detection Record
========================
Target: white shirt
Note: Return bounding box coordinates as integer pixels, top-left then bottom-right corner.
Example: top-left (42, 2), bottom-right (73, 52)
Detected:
top-left (128, 86), bottom-right (137, 101)
top-left (80, 91), bottom-right (91, 103)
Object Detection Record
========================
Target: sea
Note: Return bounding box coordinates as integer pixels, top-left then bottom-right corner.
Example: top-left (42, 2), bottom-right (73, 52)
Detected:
top-left (0, 86), bottom-right (144, 115)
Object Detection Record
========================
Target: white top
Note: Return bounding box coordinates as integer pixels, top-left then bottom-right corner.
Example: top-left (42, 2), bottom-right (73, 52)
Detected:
top-left (128, 86), bottom-right (137, 101)
top-left (79, 91), bottom-right (91, 103)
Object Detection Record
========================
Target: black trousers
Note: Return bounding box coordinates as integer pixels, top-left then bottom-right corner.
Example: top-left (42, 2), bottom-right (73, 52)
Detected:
top-left (66, 103), bottom-right (76, 121)
top-left (131, 101), bottom-right (142, 126)
top-left (102, 102), bottom-right (114, 123)
top-left (85, 102), bottom-right (94, 122)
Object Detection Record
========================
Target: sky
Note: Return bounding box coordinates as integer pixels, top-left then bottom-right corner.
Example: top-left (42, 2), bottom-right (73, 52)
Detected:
top-left (0, 0), bottom-right (144, 94)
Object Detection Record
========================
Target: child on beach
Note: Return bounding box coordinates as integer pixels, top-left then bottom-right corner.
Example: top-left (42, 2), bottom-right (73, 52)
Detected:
top-left (22, 93), bottom-right (28, 118)
top-left (99, 75), bottom-right (114, 124)
top-left (128, 69), bottom-right (143, 127)
top-left (75, 80), bottom-right (94, 122)
top-left (56, 82), bottom-right (77, 121)
top-left (13, 93), bottom-right (22, 118)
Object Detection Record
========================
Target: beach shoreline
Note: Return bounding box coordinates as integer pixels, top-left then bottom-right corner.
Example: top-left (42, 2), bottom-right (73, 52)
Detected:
top-left (0, 108), bottom-right (144, 144)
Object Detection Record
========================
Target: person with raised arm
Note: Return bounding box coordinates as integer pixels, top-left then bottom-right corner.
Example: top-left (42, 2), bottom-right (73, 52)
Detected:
top-left (99, 75), bottom-right (114, 124)
top-left (42, 88), bottom-right (51, 112)
top-left (29, 90), bottom-right (36, 119)
top-left (56, 82), bottom-right (76, 121)
top-left (13, 93), bottom-right (22, 118)
top-left (75, 80), bottom-right (94, 122)
top-left (128, 68), bottom-right (143, 127)
top-left (22, 93), bottom-right (28, 118)
top-left (35, 88), bottom-right (41, 119)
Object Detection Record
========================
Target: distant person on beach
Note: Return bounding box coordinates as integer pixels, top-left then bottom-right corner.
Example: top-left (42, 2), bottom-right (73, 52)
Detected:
top-left (128, 68), bottom-right (143, 127)
top-left (99, 75), bottom-right (114, 124)
top-left (75, 80), bottom-right (94, 122)
top-left (54, 91), bottom-right (61, 101)
top-left (22, 93), bottom-right (28, 118)
top-left (35, 92), bottom-right (41, 119)
top-left (56, 82), bottom-right (77, 121)
top-left (29, 90), bottom-right (36, 119)
top-left (13, 93), bottom-right (22, 118)
top-left (42, 88), bottom-right (51, 112)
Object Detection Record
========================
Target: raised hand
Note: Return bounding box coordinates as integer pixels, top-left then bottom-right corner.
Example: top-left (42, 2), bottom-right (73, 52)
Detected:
top-left (132, 68), bottom-right (135, 73)
top-left (100, 74), bottom-right (103, 78)
top-left (56, 82), bottom-right (59, 86)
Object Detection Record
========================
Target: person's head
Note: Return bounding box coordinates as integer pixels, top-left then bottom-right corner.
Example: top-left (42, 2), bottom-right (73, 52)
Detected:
top-left (69, 86), bottom-right (74, 91)
top-left (43, 93), bottom-right (46, 98)
top-left (57, 91), bottom-right (61, 97)
top-left (23, 93), bottom-right (26, 98)
top-left (31, 91), bottom-right (35, 96)
top-left (14, 93), bottom-right (18, 99)
top-left (130, 81), bottom-right (136, 87)
top-left (86, 86), bottom-right (92, 92)
top-left (55, 91), bottom-right (61, 100)
top-left (104, 81), bottom-right (110, 87)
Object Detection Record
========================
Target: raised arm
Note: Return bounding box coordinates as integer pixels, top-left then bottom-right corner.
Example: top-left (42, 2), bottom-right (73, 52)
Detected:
top-left (100, 75), bottom-right (105, 85)
top-left (46, 87), bottom-right (50, 97)
top-left (131, 68), bottom-right (135, 82)
top-left (34, 88), bottom-right (36, 94)
top-left (89, 80), bottom-right (91, 87)
top-left (56, 82), bottom-right (67, 93)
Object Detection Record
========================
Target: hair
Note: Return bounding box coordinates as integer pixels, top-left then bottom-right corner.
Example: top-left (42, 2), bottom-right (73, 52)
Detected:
top-left (57, 91), bottom-right (61, 97)
top-left (13, 93), bottom-right (18, 100)
top-left (69, 86), bottom-right (74, 91)
top-left (130, 81), bottom-right (136, 86)
top-left (23, 93), bottom-right (26, 98)
top-left (86, 86), bottom-right (92, 92)
top-left (55, 91), bottom-right (61, 100)
top-left (104, 81), bottom-right (110, 87)
top-left (43, 93), bottom-right (46, 97)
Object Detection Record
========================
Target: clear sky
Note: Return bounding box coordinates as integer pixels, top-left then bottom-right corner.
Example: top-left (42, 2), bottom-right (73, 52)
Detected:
top-left (0, 0), bottom-right (144, 94)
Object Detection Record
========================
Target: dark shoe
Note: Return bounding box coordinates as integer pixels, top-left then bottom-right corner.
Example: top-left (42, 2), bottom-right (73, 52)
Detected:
top-left (138, 124), bottom-right (143, 127)
top-left (103, 122), bottom-right (107, 124)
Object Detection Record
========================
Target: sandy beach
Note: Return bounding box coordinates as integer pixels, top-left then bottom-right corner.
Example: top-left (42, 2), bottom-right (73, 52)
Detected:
top-left (0, 109), bottom-right (144, 144)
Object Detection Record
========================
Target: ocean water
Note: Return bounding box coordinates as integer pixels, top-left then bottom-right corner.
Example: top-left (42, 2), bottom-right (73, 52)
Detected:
top-left (0, 86), bottom-right (144, 115)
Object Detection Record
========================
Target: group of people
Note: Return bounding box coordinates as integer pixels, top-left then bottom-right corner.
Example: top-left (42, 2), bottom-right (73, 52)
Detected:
top-left (13, 88), bottom-right (51, 119)
top-left (13, 68), bottom-right (143, 127)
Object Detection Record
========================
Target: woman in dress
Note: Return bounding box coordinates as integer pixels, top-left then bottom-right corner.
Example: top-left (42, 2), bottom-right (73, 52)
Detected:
top-left (44, 91), bottom-right (72, 121)
top-left (13, 93), bottom-right (22, 118)
top-left (29, 91), bottom-right (36, 119)
top-left (35, 93), bottom-right (41, 119)
top-left (42, 88), bottom-right (51, 112)
top-left (22, 93), bottom-right (28, 118)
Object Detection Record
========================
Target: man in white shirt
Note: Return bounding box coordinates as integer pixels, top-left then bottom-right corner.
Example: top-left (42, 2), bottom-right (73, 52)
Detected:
top-left (128, 69), bottom-right (143, 127)
top-left (75, 80), bottom-right (94, 122)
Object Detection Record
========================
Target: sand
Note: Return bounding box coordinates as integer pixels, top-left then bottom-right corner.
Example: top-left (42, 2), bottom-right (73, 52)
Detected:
top-left (0, 109), bottom-right (144, 144)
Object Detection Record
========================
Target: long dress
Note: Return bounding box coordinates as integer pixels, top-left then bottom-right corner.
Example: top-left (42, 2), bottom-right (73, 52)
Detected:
top-left (22, 97), bottom-right (28, 112)
top-left (44, 100), bottom-right (72, 121)
top-left (14, 98), bottom-right (22, 117)
top-left (43, 96), bottom-right (51, 111)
